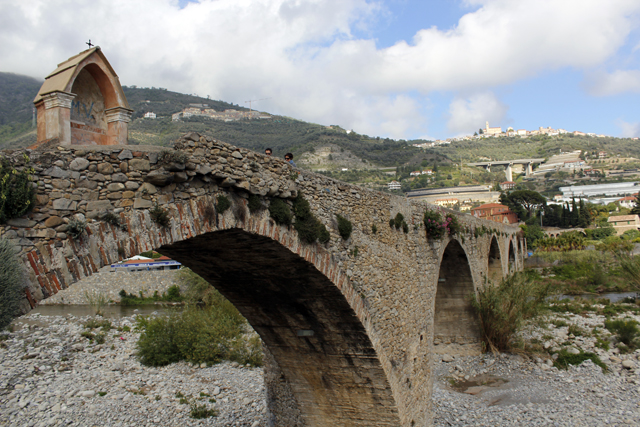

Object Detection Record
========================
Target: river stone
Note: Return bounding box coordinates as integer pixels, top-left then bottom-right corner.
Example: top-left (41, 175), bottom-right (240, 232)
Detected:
top-left (112, 173), bottom-right (128, 182)
top-left (107, 183), bottom-right (125, 192)
top-left (70, 158), bottom-right (90, 171)
top-left (232, 151), bottom-right (243, 159)
top-left (566, 347), bottom-right (580, 355)
top-left (622, 360), bottom-right (635, 369)
top-left (97, 163), bottom-right (114, 174)
top-left (145, 170), bottom-right (174, 186)
top-left (124, 181), bottom-right (139, 190)
top-left (44, 216), bottom-right (64, 228)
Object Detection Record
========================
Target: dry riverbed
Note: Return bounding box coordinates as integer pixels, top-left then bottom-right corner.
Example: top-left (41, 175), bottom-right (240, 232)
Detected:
top-left (1, 302), bottom-right (639, 426)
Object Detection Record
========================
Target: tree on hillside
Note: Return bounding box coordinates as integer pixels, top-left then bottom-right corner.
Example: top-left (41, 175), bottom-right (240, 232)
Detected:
top-left (501, 190), bottom-right (547, 221)
top-left (631, 194), bottom-right (640, 216)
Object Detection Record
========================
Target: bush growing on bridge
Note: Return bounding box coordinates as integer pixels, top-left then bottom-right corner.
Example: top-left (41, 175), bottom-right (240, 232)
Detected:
top-left (336, 214), bottom-right (352, 240)
top-left (0, 238), bottom-right (24, 330)
top-left (423, 209), bottom-right (461, 240)
top-left (215, 195), bottom-right (231, 214)
top-left (471, 271), bottom-right (552, 353)
top-left (67, 217), bottom-right (87, 239)
top-left (268, 198), bottom-right (292, 226)
top-left (247, 194), bottom-right (263, 213)
top-left (150, 204), bottom-right (171, 228)
top-left (292, 194), bottom-right (330, 244)
top-left (0, 157), bottom-right (36, 224)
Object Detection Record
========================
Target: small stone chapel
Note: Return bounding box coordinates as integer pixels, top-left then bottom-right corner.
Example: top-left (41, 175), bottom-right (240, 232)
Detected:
top-left (33, 47), bottom-right (133, 147)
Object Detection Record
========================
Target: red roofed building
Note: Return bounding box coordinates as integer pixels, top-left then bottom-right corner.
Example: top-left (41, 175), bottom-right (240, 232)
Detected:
top-left (617, 194), bottom-right (638, 210)
top-left (471, 203), bottom-right (519, 224)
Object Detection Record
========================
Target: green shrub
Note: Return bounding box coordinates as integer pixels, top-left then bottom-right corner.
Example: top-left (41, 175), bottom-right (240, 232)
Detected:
top-left (136, 269), bottom-right (262, 367)
top-left (553, 348), bottom-right (607, 372)
top-left (0, 158), bottom-right (35, 224)
top-left (0, 238), bottom-right (24, 330)
top-left (604, 319), bottom-right (639, 349)
top-left (216, 194), bottom-right (231, 214)
top-left (102, 211), bottom-right (124, 230)
top-left (136, 305), bottom-right (261, 367)
top-left (247, 194), bottom-right (263, 213)
top-left (84, 319), bottom-right (112, 331)
top-left (423, 209), bottom-right (445, 239)
top-left (292, 194), bottom-right (329, 244)
top-left (190, 402), bottom-right (217, 419)
top-left (67, 218), bottom-right (87, 239)
top-left (394, 213), bottom-right (404, 229)
top-left (371, 224), bottom-right (377, 234)
top-left (402, 221), bottom-right (409, 234)
top-left (165, 285), bottom-right (182, 302)
top-left (150, 204), bottom-right (171, 228)
top-left (94, 333), bottom-right (106, 344)
top-left (269, 198), bottom-right (292, 226)
top-left (471, 272), bottom-right (552, 353)
top-left (336, 214), bottom-right (352, 240)
top-left (389, 218), bottom-right (394, 228)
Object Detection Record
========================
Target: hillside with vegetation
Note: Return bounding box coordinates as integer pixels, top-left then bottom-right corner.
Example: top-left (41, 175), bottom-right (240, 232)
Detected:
top-left (1, 73), bottom-right (639, 194)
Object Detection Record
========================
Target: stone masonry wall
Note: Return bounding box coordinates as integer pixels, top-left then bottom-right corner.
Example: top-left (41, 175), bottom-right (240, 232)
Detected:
top-left (0, 132), bottom-right (524, 426)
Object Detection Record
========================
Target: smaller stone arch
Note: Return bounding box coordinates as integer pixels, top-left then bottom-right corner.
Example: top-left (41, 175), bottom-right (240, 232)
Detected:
top-left (433, 239), bottom-right (481, 354)
top-left (33, 47), bottom-right (132, 147)
top-left (508, 240), bottom-right (516, 273)
top-left (487, 236), bottom-right (502, 283)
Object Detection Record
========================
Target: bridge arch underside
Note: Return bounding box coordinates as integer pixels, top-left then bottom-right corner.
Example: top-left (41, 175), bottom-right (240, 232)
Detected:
top-left (487, 236), bottom-right (502, 283)
top-left (158, 229), bottom-right (400, 427)
top-left (433, 240), bottom-right (481, 355)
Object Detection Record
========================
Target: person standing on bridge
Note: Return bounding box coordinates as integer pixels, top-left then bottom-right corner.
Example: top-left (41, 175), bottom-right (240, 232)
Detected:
top-left (285, 153), bottom-right (297, 167)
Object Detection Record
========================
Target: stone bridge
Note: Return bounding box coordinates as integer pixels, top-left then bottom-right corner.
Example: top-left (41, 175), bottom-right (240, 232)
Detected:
top-left (1, 133), bottom-right (524, 426)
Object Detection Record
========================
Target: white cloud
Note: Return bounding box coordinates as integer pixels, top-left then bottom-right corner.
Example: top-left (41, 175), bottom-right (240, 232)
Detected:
top-left (447, 92), bottom-right (508, 134)
top-left (616, 119), bottom-right (640, 137)
top-left (1, 0), bottom-right (639, 139)
top-left (583, 69), bottom-right (640, 96)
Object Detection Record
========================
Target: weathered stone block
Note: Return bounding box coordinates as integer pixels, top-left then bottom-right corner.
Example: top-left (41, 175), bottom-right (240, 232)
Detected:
top-left (76, 178), bottom-right (98, 189)
top-left (144, 170), bottom-right (174, 186)
top-left (52, 198), bottom-right (75, 210)
top-left (44, 216), bottom-right (65, 228)
top-left (6, 218), bottom-right (37, 228)
top-left (69, 158), bottom-right (90, 171)
top-left (86, 200), bottom-right (114, 211)
top-left (107, 192), bottom-right (123, 200)
top-left (118, 149), bottom-right (133, 160)
top-left (107, 183), bottom-right (125, 192)
top-left (111, 173), bottom-right (128, 182)
top-left (122, 191), bottom-right (135, 199)
top-left (43, 166), bottom-right (70, 179)
top-left (129, 159), bottom-right (151, 172)
top-left (97, 162), bottom-right (114, 174)
top-left (133, 198), bottom-right (154, 209)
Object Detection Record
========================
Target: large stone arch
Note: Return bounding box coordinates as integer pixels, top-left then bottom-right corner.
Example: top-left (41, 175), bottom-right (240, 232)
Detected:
top-left (432, 239), bottom-right (481, 355)
top-left (487, 236), bottom-right (503, 283)
top-left (158, 228), bottom-right (401, 426)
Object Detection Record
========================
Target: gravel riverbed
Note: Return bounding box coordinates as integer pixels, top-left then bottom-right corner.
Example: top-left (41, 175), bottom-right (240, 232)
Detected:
top-left (0, 313), bottom-right (266, 427)
top-left (1, 307), bottom-right (639, 426)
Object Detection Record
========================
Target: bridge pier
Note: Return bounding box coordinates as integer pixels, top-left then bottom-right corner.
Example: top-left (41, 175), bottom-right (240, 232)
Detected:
top-left (505, 163), bottom-right (513, 182)
top-left (525, 162), bottom-right (533, 177)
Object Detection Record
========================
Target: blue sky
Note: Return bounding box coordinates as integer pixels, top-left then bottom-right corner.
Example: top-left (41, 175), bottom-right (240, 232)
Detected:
top-left (2, 0), bottom-right (639, 140)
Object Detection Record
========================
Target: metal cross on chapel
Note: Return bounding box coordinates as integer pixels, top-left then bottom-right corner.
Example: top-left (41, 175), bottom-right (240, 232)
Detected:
top-left (86, 40), bottom-right (93, 48)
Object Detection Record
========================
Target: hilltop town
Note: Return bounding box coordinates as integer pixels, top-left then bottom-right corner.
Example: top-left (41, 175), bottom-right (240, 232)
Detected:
top-left (412, 121), bottom-right (640, 149)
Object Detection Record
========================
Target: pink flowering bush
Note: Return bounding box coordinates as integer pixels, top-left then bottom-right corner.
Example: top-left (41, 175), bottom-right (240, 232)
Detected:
top-left (423, 209), bottom-right (461, 240)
